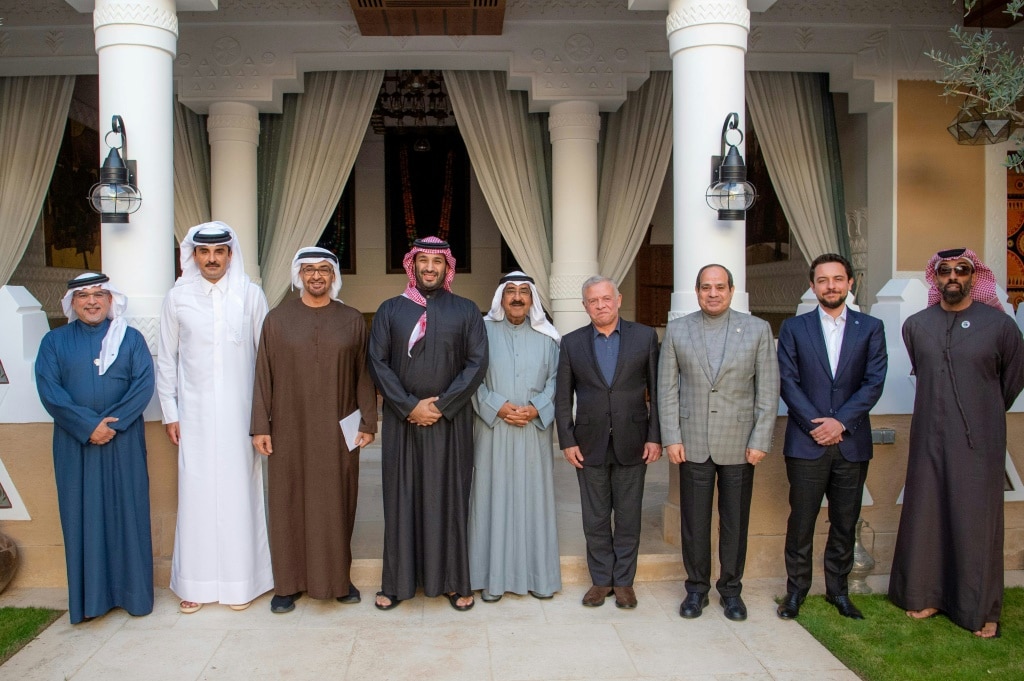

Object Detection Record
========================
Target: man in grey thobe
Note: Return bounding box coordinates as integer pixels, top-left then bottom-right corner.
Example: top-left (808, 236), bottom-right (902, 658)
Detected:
top-left (469, 272), bottom-right (562, 602)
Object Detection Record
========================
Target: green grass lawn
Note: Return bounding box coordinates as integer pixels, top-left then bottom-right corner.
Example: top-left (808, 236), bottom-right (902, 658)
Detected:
top-left (796, 587), bottom-right (1024, 681)
top-left (0, 607), bottom-right (62, 666)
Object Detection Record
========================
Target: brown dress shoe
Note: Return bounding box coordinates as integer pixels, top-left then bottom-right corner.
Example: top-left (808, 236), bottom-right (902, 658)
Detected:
top-left (582, 585), bottom-right (612, 607)
top-left (613, 586), bottom-right (637, 609)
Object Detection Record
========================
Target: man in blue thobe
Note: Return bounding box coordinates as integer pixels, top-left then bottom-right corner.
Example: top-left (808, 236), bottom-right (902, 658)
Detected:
top-left (35, 272), bottom-right (155, 623)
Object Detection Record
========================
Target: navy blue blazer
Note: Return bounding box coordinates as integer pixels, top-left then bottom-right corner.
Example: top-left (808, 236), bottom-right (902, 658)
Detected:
top-left (555, 319), bottom-right (660, 467)
top-left (777, 308), bottom-right (887, 462)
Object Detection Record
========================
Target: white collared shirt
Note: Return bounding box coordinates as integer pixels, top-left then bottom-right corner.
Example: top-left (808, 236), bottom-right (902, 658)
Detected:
top-left (818, 305), bottom-right (847, 377)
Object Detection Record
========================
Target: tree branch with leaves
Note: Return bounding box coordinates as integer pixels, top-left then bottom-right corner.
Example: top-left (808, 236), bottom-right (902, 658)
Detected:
top-left (928, 0), bottom-right (1024, 165)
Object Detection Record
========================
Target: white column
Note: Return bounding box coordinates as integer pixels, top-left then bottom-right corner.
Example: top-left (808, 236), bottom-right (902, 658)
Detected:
top-left (549, 100), bottom-right (601, 333)
top-left (207, 101), bottom-right (261, 282)
top-left (864, 104), bottom-right (895, 307)
top-left (95, 0), bottom-right (178, 351)
top-left (667, 0), bottom-right (751, 316)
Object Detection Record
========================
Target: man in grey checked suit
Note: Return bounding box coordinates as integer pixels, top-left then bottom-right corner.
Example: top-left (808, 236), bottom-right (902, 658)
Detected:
top-left (658, 264), bottom-right (779, 621)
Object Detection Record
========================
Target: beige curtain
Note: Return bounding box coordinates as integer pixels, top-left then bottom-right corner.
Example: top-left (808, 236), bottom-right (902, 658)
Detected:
top-left (260, 70), bottom-right (384, 305)
top-left (172, 102), bottom-right (211, 241)
top-left (597, 72), bottom-right (673, 284)
top-left (443, 70), bottom-right (553, 306)
top-left (746, 71), bottom-right (847, 264)
top-left (0, 75), bottom-right (76, 285)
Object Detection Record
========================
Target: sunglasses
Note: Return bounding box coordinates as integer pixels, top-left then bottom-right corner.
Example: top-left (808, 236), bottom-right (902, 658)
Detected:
top-left (936, 264), bottom-right (973, 277)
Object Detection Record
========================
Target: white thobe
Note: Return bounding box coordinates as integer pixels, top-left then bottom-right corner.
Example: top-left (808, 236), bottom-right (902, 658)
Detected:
top-left (157, 277), bottom-right (274, 604)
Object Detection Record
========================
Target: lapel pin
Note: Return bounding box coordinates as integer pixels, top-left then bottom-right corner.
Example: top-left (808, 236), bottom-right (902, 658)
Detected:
top-left (962, 320), bottom-right (970, 329)
top-left (93, 358), bottom-right (100, 366)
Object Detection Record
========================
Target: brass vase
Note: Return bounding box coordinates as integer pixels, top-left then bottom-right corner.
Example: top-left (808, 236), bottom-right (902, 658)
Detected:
top-left (848, 517), bottom-right (875, 594)
top-left (0, 528), bottom-right (18, 594)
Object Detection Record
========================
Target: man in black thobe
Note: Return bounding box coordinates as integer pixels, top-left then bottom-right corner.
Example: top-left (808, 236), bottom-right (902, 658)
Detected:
top-left (369, 236), bottom-right (488, 612)
top-left (889, 247), bottom-right (1024, 639)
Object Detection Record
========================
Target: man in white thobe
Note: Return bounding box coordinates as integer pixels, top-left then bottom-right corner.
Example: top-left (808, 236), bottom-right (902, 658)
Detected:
top-left (157, 221), bottom-right (273, 613)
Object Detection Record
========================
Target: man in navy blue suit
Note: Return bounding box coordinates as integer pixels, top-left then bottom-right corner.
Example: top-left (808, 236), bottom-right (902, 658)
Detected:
top-left (776, 253), bottom-right (887, 621)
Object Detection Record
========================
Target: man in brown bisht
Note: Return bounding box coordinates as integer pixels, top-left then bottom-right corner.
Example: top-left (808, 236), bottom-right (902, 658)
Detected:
top-left (889, 247), bottom-right (1024, 639)
top-left (251, 246), bottom-right (377, 614)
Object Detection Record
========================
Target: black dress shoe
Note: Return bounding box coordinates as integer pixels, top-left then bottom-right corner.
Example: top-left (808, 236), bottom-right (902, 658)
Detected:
top-left (720, 595), bottom-right (747, 621)
top-left (777, 593), bottom-right (804, 620)
top-left (679, 592), bottom-right (709, 619)
top-left (270, 592), bottom-right (301, 614)
top-left (825, 594), bottom-right (864, 620)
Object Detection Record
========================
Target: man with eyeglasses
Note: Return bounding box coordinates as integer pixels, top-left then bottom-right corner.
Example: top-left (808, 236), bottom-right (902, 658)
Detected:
top-left (889, 248), bottom-right (1024, 639)
top-left (252, 246), bottom-right (377, 614)
top-left (158, 222), bottom-right (273, 614)
top-left (36, 272), bottom-right (155, 623)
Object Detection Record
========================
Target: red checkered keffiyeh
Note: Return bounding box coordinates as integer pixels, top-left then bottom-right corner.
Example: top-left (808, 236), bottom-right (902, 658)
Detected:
top-left (402, 236), bottom-right (457, 355)
top-left (925, 247), bottom-right (1002, 310)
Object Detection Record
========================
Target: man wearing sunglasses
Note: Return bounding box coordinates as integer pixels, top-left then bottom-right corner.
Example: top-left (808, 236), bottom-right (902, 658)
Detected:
top-left (889, 248), bottom-right (1024, 639)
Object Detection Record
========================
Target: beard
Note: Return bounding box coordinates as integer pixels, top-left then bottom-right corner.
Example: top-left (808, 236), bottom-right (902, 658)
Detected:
top-left (305, 282), bottom-right (330, 298)
top-left (941, 280), bottom-right (971, 305)
top-left (817, 292), bottom-right (847, 310)
top-left (415, 273), bottom-right (444, 291)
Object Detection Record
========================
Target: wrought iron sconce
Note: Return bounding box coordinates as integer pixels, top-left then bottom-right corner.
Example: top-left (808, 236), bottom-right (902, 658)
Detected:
top-left (88, 115), bottom-right (141, 223)
top-left (705, 112), bottom-right (756, 221)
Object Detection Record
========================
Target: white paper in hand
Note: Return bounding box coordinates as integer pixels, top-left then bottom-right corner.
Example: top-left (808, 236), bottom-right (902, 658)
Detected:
top-left (339, 409), bottom-right (362, 451)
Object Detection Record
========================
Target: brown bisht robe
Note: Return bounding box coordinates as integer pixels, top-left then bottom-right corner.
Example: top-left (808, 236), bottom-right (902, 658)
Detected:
top-left (369, 289), bottom-right (488, 600)
top-left (251, 297), bottom-right (377, 599)
top-left (889, 302), bottom-right (1024, 631)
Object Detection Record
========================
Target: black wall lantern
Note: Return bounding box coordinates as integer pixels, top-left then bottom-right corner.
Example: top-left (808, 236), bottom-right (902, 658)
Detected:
top-left (705, 112), bottom-right (756, 221)
top-left (88, 115), bottom-right (141, 223)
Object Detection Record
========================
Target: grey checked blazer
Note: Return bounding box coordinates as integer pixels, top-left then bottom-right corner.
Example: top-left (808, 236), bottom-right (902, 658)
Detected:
top-left (657, 309), bottom-right (779, 465)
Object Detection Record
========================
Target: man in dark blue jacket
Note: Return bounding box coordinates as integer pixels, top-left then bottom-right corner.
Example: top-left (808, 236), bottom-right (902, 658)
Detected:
top-left (776, 253), bottom-right (887, 621)
top-left (555, 275), bottom-right (661, 609)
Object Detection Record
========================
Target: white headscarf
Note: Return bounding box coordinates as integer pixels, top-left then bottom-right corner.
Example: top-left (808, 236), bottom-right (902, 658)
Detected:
top-left (176, 221), bottom-right (250, 343)
top-left (291, 246), bottom-right (342, 300)
top-left (60, 272), bottom-right (129, 376)
top-left (485, 271), bottom-right (560, 343)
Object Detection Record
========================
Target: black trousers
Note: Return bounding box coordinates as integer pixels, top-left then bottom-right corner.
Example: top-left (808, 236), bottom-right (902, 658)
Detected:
top-left (679, 458), bottom-right (754, 598)
top-left (783, 446), bottom-right (869, 597)
top-left (576, 461), bottom-right (647, 587)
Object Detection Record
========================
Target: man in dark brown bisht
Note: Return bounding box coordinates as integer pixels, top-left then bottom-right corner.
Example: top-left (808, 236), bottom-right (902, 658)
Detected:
top-left (889, 247), bottom-right (1024, 639)
top-left (251, 246), bottom-right (377, 614)
top-left (369, 236), bottom-right (488, 612)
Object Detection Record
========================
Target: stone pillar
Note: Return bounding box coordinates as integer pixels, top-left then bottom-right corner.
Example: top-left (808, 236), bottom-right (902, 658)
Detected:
top-left (94, 0), bottom-right (178, 352)
top-left (548, 100), bottom-right (601, 333)
top-left (207, 101), bottom-right (261, 282)
top-left (667, 0), bottom-right (751, 317)
top-left (864, 105), bottom-right (895, 307)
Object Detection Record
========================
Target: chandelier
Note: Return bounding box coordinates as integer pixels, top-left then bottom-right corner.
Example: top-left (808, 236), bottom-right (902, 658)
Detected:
top-left (372, 70), bottom-right (456, 134)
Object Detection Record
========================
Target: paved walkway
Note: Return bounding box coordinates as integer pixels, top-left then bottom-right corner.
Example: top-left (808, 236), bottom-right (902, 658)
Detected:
top-left (1, 577), bottom-right (865, 681)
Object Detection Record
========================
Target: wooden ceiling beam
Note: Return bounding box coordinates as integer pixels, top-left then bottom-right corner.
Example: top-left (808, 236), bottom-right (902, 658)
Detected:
top-left (349, 0), bottom-right (505, 36)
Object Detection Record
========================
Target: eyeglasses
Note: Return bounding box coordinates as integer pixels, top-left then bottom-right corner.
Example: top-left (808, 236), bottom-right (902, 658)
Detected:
top-left (936, 264), bottom-right (974, 277)
top-left (72, 291), bottom-right (111, 301)
top-left (300, 265), bottom-right (334, 277)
